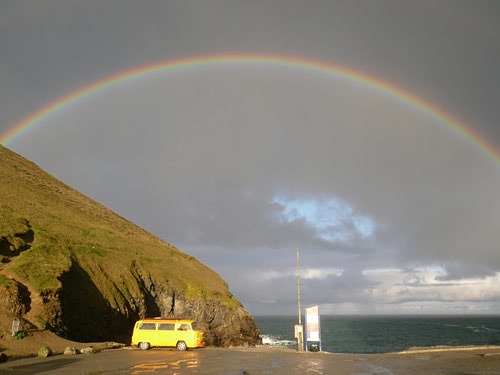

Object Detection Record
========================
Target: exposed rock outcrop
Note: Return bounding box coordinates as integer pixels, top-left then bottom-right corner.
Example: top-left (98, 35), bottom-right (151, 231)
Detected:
top-left (0, 276), bottom-right (30, 317)
top-left (0, 218), bottom-right (33, 257)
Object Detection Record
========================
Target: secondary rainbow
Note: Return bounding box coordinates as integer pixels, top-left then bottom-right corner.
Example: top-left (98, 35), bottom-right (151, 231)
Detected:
top-left (1, 53), bottom-right (498, 164)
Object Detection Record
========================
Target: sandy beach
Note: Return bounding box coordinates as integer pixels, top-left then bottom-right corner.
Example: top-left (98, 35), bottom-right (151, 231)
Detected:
top-left (1, 345), bottom-right (500, 374)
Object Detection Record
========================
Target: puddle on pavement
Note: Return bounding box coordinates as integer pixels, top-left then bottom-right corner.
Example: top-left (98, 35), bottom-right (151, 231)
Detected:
top-left (131, 354), bottom-right (200, 374)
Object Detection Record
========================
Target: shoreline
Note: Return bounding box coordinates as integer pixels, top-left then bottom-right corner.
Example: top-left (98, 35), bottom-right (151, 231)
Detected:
top-left (242, 343), bottom-right (500, 354)
top-left (254, 343), bottom-right (500, 355)
top-left (397, 344), bottom-right (500, 354)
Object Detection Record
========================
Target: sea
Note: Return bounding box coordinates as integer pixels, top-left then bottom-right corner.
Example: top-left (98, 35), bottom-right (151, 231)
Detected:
top-left (254, 315), bottom-right (500, 354)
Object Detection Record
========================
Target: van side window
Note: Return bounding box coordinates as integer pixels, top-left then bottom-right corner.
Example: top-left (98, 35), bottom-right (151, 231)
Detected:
top-left (139, 323), bottom-right (156, 330)
top-left (177, 324), bottom-right (191, 331)
top-left (158, 323), bottom-right (175, 330)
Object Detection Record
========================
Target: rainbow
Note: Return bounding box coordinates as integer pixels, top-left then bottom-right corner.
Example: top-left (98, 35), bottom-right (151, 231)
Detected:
top-left (1, 53), bottom-right (498, 164)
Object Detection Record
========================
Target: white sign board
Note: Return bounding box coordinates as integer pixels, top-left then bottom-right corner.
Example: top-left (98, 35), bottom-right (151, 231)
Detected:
top-left (305, 306), bottom-right (321, 344)
top-left (11, 318), bottom-right (20, 336)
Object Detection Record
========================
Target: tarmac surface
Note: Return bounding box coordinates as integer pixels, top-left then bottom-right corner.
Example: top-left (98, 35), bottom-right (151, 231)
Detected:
top-left (1, 346), bottom-right (500, 374)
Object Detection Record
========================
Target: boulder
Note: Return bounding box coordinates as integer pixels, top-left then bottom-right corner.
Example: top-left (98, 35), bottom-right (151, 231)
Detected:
top-left (79, 347), bottom-right (95, 354)
top-left (37, 346), bottom-right (52, 358)
top-left (63, 346), bottom-right (78, 355)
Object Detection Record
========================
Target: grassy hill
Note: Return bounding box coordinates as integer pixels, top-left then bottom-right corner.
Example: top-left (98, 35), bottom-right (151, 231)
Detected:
top-left (0, 145), bottom-right (259, 346)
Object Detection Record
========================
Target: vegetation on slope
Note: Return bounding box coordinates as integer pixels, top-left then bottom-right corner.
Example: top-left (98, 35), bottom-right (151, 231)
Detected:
top-left (0, 145), bottom-right (259, 345)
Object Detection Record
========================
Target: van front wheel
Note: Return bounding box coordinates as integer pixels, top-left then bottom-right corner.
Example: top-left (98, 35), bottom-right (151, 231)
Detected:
top-left (176, 341), bottom-right (187, 351)
top-left (139, 342), bottom-right (150, 350)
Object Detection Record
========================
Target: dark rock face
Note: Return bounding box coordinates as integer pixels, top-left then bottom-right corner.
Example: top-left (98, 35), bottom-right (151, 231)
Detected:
top-left (155, 291), bottom-right (261, 347)
top-left (0, 278), bottom-right (30, 317)
top-left (35, 260), bottom-right (261, 347)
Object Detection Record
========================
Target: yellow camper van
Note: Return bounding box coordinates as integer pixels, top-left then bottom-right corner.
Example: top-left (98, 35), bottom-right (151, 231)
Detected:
top-left (131, 318), bottom-right (205, 350)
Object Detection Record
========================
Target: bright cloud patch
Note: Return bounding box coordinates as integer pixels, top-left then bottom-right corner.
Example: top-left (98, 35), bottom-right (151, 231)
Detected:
top-left (260, 267), bottom-right (343, 280)
top-left (362, 268), bottom-right (500, 304)
top-left (302, 267), bottom-right (343, 279)
top-left (316, 268), bottom-right (500, 315)
top-left (273, 195), bottom-right (375, 242)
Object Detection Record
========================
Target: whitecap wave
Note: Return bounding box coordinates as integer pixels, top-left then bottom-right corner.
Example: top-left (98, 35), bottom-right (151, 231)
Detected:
top-left (260, 334), bottom-right (296, 347)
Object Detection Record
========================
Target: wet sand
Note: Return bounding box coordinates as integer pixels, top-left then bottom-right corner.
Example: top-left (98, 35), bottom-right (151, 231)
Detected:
top-left (1, 346), bottom-right (500, 374)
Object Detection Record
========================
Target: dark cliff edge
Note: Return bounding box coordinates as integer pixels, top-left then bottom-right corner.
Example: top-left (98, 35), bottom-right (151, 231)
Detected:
top-left (0, 145), bottom-right (260, 347)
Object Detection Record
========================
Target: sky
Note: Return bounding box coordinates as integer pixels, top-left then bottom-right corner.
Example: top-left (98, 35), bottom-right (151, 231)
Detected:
top-left (0, 0), bottom-right (499, 316)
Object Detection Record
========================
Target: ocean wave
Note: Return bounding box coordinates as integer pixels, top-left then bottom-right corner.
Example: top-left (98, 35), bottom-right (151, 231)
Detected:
top-left (260, 334), bottom-right (296, 347)
top-left (466, 325), bottom-right (499, 333)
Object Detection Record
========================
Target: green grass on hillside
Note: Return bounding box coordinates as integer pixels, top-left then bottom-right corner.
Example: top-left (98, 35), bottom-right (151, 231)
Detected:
top-left (0, 145), bottom-right (238, 306)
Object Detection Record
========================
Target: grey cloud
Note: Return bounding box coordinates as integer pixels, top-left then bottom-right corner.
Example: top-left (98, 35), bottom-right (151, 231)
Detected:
top-left (436, 263), bottom-right (497, 282)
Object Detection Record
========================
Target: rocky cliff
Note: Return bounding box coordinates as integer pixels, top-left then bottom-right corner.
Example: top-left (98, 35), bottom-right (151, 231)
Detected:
top-left (0, 145), bottom-right (260, 346)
